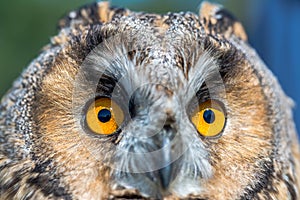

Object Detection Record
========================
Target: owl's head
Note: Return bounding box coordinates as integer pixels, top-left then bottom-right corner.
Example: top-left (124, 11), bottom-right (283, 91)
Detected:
top-left (1, 1), bottom-right (299, 200)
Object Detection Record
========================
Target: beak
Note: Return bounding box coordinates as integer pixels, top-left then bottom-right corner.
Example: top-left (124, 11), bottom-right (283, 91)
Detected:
top-left (157, 125), bottom-right (176, 190)
top-left (157, 128), bottom-right (174, 189)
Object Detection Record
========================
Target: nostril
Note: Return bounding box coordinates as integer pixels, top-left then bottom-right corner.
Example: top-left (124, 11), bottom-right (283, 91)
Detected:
top-left (163, 124), bottom-right (172, 131)
top-left (162, 124), bottom-right (176, 145)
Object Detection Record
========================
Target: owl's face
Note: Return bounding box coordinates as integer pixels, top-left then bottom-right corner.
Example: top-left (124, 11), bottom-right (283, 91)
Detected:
top-left (33, 2), bottom-right (275, 199)
top-left (1, 2), bottom-right (299, 200)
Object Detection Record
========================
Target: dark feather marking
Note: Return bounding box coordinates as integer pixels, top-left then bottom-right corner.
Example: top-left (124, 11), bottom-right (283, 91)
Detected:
top-left (285, 174), bottom-right (297, 200)
top-left (240, 161), bottom-right (274, 200)
top-left (27, 161), bottom-right (73, 199)
top-left (58, 2), bottom-right (100, 29)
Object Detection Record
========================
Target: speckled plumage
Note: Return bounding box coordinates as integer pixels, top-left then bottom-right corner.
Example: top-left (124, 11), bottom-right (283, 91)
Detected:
top-left (0, 1), bottom-right (299, 199)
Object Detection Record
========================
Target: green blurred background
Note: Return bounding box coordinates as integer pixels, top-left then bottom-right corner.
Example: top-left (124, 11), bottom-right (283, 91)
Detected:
top-left (0, 0), bottom-right (299, 133)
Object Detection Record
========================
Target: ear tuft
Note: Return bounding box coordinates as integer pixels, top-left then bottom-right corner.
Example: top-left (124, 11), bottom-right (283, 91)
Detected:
top-left (97, 1), bottom-right (110, 23)
top-left (199, 1), bottom-right (247, 41)
top-left (199, 1), bottom-right (223, 20)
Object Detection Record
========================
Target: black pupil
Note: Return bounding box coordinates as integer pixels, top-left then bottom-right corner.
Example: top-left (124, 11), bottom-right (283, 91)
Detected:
top-left (98, 109), bottom-right (112, 123)
top-left (203, 109), bottom-right (215, 124)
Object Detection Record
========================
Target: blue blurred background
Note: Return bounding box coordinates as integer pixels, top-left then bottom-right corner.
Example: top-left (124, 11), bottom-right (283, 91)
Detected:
top-left (0, 0), bottom-right (299, 135)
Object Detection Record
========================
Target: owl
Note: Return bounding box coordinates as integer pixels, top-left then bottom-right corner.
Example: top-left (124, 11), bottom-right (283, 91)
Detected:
top-left (0, 1), bottom-right (299, 199)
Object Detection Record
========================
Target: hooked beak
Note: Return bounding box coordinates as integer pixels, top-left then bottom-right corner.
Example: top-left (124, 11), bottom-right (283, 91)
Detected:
top-left (158, 135), bottom-right (173, 189)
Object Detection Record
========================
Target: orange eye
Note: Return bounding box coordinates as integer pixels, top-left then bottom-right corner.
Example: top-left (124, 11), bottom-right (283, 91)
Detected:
top-left (191, 100), bottom-right (226, 137)
top-left (86, 97), bottom-right (124, 135)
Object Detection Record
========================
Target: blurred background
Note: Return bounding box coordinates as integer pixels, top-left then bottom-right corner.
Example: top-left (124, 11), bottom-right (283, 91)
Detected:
top-left (0, 0), bottom-right (299, 134)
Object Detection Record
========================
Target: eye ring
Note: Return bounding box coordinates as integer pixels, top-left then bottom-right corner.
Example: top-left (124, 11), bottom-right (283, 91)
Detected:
top-left (190, 99), bottom-right (226, 138)
top-left (84, 97), bottom-right (125, 135)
